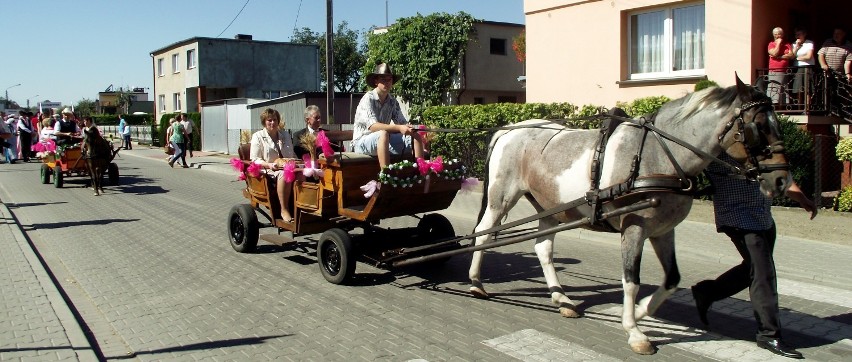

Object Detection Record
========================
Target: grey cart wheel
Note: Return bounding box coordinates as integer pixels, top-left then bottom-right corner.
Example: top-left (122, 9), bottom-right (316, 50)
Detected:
top-left (40, 164), bottom-right (51, 184)
top-left (317, 228), bottom-right (356, 284)
top-left (416, 213), bottom-right (458, 264)
top-left (228, 204), bottom-right (259, 253)
top-left (107, 162), bottom-right (119, 185)
top-left (53, 165), bottom-right (63, 188)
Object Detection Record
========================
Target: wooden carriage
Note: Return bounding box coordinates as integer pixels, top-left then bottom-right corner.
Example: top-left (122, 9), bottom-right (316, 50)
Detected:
top-left (39, 140), bottom-right (119, 188)
top-left (227, 131), bottom-right (464, 284)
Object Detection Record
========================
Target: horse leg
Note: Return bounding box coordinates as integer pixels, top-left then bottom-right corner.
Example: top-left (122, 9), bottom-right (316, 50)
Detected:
top-left (468, 186), bottom-right (523, 299)
top-left (619, 219), bottom-right (655, 355)
top-left (533, 216), bottom-right (580, 318)
top-left (634, 230), bottom-right (680, 320)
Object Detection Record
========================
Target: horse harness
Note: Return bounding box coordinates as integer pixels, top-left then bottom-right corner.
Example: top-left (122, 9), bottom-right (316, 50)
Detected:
top-left (584, 99), bottom-right (787, 229)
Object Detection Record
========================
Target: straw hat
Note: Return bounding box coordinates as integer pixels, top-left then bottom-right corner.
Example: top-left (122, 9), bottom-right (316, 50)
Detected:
top-left (61, 107), bottom-right (73, 114)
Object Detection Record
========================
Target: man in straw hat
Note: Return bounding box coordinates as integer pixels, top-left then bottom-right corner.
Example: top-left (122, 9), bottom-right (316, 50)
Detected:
top-left (53, 108), bottom-right (80, 146)
top-left (352, 62), bottom-right (425, 168)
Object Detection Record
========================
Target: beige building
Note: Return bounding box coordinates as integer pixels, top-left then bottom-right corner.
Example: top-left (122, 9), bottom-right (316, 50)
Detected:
top-left (524, 0), bottom-right (851, 132)
top-left (150, 35), bottom-right (320, 122)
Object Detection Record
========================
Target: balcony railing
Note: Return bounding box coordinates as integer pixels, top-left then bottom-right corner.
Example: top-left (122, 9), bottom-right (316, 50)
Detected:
top-left (755, 67), bottom-right (851, 121)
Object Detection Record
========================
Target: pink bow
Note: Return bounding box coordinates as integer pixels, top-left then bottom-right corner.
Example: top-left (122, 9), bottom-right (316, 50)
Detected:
top-left (416, 156), bottom-right (444, 176)
top-left (229, 157), bottom-right (243, 172)
top-left (316, 130), bottom-right (335, 158)
top-left (283, 160), bottom-right (297, 182)
top-left (360, 180), bottom-right (381, 198)
top-left (302, 154), bottom-right (325, 179)
top-left (246, 162), bottom-right (263, 178)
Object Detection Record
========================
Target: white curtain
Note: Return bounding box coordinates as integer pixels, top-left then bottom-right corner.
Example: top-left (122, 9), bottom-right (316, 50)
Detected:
top-left (631, 11), bottom-right (665, 74)
top-left (673, 5), bottom-right (705, 71)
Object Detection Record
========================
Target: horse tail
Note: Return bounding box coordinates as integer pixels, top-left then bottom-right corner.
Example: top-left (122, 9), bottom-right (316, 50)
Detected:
top-left (476, 128), bottom-right (511, 224)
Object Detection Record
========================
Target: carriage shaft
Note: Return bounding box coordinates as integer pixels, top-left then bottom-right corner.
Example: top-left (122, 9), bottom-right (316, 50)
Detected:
top-left (390, 198), bottom-right (660, 268)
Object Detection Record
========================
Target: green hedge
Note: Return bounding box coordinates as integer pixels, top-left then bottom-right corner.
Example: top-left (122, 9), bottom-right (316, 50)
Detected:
top-left (157, 112), bottom-right (200, 150)
top-left (92, 114), bottom-right (152, 126)
top-left (837, 186), bottom-right (852, 212)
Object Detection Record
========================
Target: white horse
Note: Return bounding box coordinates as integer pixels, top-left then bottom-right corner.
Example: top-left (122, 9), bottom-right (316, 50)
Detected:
top-left (468, 76), bottom-right (791, 354)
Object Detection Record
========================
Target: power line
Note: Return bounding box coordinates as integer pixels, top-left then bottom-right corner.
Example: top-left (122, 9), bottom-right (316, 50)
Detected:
top-left (292, 0), bottom-right (304, 39)
top-left (216, 0), bottom-right (251, 38)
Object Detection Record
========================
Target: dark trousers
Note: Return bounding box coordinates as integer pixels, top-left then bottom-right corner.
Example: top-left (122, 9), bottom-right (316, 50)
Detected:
top-left (19, 132), bottom-right (32, 161)
top-left (186, 134), bottom-right (193, 155)
top-left (702, 225), bottom-right (780, 338)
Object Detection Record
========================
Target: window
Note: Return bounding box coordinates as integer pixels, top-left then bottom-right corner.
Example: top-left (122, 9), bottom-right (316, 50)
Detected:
top-left (186, 49), bottom-right (196, 69)
top-left (158, 95), bottom-right (166, 111)
top-left (628, 3), bottom-right (705, 79)
top-left (172, 53), bottom-right (180, 73)
top-left (473, 97), bottom-right (484, 104)
top-left (173, 93), bottom-right (181, 111)
top-left (497, 96), bottom-right (517, 103)
top-left (262, 90), bottom-right (281, 99)
top-left (157, 58), bottom-right (164, 77)
top-left (490, 38), bottom-right (507, 55)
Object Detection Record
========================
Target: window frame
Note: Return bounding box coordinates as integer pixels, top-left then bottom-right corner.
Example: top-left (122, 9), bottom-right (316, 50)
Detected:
top-left (158, 95), bottom-right (166, 111)
top-left (157, 58), bottom-right (164, 77)
top-left (186, 49), bottom-right (196, 69)
top-left (172, 53), bottom-right (180, 73)
top-left (173, 93), bottom-right (182, 111)
top-left (627, 2), bottom-right (705, 80)
top-left (490, 38), bottom-right (507, 56)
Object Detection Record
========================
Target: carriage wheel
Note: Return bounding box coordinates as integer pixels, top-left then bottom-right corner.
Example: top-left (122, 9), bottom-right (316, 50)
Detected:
top-left (415, 213), bottom-right (458, 264)
top-left (40, 164), bottom-right (51, 184)
top-left (107, 163), bottom-right (120, 185)
top-left (53, 166), bottom-right (63, 188)
top-left (228, 204), bottom-right (259, 253)
top-left (317, 228), bottom-right (356, 284)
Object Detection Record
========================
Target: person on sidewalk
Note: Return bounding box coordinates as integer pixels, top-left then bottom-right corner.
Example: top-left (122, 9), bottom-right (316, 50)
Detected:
top-left (691, 153), bottom-right (816, 359)
top-left (180, 113), bottom-right (193, 157)
top-left (166, 118), bottom-right (188, 168)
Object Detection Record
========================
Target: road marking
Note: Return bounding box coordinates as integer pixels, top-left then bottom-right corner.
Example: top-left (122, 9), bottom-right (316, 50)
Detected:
top-left (483, 329), bottom-right (621, 361)
top-left (778, 278), bottom-right (852, 309)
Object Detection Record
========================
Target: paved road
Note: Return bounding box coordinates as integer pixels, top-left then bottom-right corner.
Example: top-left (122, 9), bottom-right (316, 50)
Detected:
top-left (1, 145), bottom-right (850, 361)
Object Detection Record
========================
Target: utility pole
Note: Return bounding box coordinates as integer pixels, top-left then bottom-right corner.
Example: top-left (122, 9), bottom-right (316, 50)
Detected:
top-left (326, 0), bottom-right (335, 124)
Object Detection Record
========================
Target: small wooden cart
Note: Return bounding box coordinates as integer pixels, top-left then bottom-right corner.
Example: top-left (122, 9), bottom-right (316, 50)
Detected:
top-left (228, 137), bottom-right (463, 284)
top-left (40, 141), bottom-right (119, 188)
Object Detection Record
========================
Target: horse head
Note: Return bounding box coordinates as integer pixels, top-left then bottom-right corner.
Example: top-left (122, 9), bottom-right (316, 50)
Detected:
top-left (718, 74), bottom-right (790, 198)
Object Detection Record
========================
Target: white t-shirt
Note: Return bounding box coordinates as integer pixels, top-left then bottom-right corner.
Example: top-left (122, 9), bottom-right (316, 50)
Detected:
top-left (181, 119), bottom-right (193, 134)
top-left (795, 40), bottom-right (815, 66)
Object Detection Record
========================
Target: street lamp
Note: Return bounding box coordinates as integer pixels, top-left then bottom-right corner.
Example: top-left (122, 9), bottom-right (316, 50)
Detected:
top-left (5, 83), bottom-right (21, 109)
top-left (26, 95), bottom-right (39, 110)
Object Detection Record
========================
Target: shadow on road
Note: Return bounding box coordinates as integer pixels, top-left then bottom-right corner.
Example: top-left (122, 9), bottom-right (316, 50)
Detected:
top-left (25, 218), bottom-right (140, 230)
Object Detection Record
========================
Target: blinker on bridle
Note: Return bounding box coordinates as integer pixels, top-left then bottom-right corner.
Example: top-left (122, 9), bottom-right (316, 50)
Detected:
top-left (718, 98), bottom-right (789, 180)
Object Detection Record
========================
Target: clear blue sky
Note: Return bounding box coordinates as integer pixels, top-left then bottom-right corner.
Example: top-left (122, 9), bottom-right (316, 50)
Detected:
top-left (1, 0), bottom-right (524, 108)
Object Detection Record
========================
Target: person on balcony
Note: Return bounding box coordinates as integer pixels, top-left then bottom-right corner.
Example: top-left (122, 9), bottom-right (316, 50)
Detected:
top-left (818, 27), bottom-right (852, 81)
top-left (791, 27), bottom-right (815, 102)
top-left (767, 27), bottom-right (795, 106)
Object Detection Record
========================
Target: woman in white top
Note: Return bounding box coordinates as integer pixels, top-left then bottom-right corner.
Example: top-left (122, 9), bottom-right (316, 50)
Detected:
top-left (791, 27), bottom-right (815, 97)
top-left (249, 108), bottom-right (298, 222)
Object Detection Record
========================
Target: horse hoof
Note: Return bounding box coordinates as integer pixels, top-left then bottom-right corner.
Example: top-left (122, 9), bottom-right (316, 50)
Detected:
top-left (469, 286), bottom-right (489, 299)
top-left (629, 341), bottom-right (655, 355)
top-left (559, 306), bottom-right (581, 318)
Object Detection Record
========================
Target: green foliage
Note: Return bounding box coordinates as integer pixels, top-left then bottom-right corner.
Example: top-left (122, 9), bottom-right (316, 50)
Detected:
top-left (774, 115), bottom-right (813, 206)
top-left (836, 186), bottom-right (852, 212)
top-left (291, 21), bottom-right (367, 92)
top-left (422, 102), bottom-right (596, 178)
top-left (364, 12), bottom-right (476, 119)
top-left (836, 137), bottom-right (852, 161)
top-left (92, 114), bottom-right (152, 126)
top-left (74, 99), bottom-right (97, 116)
top-left (156, 112), bottom-right (200, 150)
top-left (512, 29), bottom-right (525, 62)
top-left (615, 96), bottom-right (672, 118)
top-left (694, 80), bottom-right (719, 91)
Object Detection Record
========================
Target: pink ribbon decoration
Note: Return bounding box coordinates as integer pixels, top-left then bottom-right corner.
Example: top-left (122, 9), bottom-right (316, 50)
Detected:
top-left (302, 154), bottom-right (325, 179)
top-left (360, 180), bottom-right (381, 198)
top-left (416, 156), bottom-right (445, 176)
top-left (237, 172), bottom-right (247, 181)
top-left (229, 157), bottom-right (243, 172)
top-left (461, 177), bottom-right (479, 193)
top-left (316, 130), bottom-right (335, 158)
top-left (247, 162), bottom-right (263, 178)
top-left (283, 160), bottom-right (296, 183)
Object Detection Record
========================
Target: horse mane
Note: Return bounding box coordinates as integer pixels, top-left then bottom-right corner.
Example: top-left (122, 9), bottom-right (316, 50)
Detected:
top-left (667, 85), bottom-right (743, 123)
top-left (83, 126), bottom-right (111, 158)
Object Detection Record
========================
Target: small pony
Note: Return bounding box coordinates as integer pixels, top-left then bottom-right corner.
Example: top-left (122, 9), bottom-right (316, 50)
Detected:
top-left (81, 125), bottom-right (118, 196)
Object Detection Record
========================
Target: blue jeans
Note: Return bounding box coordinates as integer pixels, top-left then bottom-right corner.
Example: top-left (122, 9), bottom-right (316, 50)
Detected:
top-left (353, 132), bottom-right (412, 156)
top-left (169, 141), bottom-right (186, 165)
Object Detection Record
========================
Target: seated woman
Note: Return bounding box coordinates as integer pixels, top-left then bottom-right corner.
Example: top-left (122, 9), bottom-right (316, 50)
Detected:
top-left (249, 108), bottom-right (300, 223)
top-left (32, 117), bottom-right (57, 156)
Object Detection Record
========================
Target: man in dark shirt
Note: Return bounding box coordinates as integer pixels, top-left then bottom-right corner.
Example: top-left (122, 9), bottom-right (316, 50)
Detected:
top-left (691, 153), bottom-right (815, 359)
top-left (292, 105), bottom-right (342, 159)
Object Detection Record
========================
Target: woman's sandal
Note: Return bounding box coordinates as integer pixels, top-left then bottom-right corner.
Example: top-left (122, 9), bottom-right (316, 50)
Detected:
top-left (280, 212), bottom-right (294, 223)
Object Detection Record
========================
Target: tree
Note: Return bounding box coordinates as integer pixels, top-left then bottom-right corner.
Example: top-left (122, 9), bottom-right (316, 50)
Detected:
top-left (75, 99), bottom-right (97, 116)
top-left (363, 12), bottom-right (476, 119)
top-left (115, 89), bottom-right (134, 114)
top-left (291, 21), bottom-right (367, 93)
